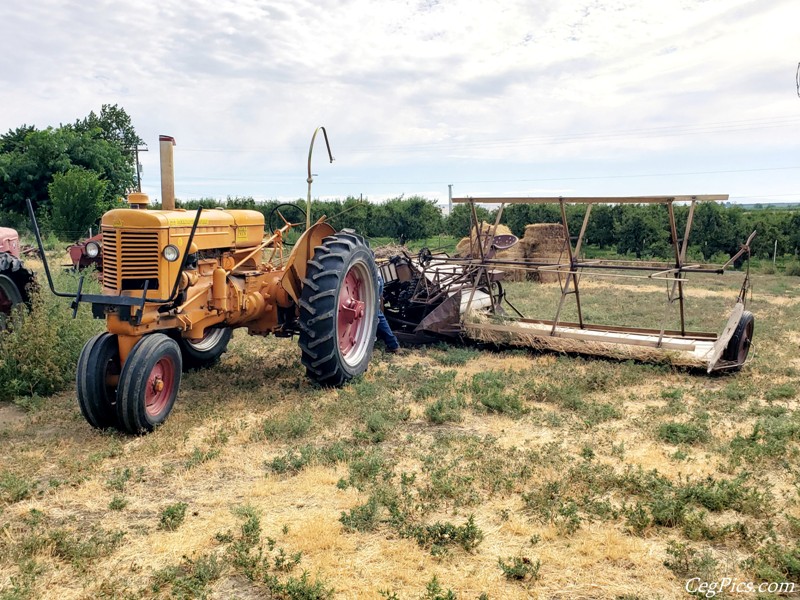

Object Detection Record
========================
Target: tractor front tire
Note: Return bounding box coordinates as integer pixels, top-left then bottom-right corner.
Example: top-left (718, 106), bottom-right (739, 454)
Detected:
top-left (76, 333), bottom-right (122, 429)
top-left (173, 327), bottom-right (233, 371)
top-left (116, 334), bottom-right (182, 434)
top-left (299, 231), bottom-right (379, 386)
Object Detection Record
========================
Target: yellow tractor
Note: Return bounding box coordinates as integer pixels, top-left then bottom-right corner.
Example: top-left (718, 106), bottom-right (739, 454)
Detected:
top-left (29, 133), bottom-right (379, 433)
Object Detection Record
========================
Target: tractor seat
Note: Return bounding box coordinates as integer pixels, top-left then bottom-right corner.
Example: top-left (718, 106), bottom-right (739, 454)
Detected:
top-left (491, 234), bottom-right (518, 251)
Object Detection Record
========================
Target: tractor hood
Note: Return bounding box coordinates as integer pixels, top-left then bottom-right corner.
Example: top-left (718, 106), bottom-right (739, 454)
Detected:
top-left (101, 208), bottom-right (265, 250)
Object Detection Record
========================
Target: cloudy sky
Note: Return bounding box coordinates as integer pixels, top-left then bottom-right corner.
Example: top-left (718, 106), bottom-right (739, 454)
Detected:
top-left (1, 0), bottom-right (798, 207)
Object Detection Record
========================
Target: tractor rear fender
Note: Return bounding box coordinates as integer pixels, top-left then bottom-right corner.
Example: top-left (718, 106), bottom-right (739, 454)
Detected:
top-left (280, 220), bottom-right (336, 303)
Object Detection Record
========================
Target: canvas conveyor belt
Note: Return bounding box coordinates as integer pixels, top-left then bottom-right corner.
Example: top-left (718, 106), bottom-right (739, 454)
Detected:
top-left (461, 299), bottom-right (747, 373)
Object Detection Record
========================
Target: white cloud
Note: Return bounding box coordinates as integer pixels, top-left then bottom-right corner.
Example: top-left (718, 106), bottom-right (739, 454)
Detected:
top-left (0, 0), bottom-right (798, 203)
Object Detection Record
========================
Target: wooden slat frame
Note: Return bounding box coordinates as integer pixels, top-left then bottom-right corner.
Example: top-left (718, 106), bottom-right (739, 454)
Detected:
top-left (452, 195), bottom-right (728, 205)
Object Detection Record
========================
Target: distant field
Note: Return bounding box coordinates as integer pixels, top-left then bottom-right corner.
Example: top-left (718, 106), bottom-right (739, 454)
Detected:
top-left (1, 268), bottom-right (799, 599)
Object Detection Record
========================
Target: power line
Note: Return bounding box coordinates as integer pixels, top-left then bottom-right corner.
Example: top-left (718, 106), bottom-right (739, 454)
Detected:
top-left (176, 115), bottom-right (800, 155)
top-left (172, 164), bottom-right (800, 186)
top-left (349, 117), bottom-right (800, 153)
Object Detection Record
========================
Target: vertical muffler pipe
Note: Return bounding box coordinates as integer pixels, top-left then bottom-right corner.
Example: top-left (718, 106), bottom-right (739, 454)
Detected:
top-left (159, 135), bottom-right (176, 210)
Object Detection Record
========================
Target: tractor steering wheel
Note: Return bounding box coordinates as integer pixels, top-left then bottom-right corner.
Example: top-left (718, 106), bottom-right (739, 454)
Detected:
top-left (267, 203), bottom-right (307, 246)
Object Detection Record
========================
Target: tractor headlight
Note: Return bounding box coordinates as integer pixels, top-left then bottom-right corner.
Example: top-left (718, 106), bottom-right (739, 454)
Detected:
top-left (163, 245), bottom-right (180, 262)
top-left (85, 241), bottom-right (101, 258)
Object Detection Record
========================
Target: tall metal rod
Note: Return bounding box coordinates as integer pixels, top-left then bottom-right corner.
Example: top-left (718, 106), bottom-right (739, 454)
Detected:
top-left (486, 204), bottom-right (507, 310)
top-left (26, 199), bottom-right (73, 298)
top-left (484, 203), bottom-right (505, 256)
top-left (574, 203), bottom-right (593, 258)
top-left (668, 202), bottom-right (687, 335)
top-left (460, 201), bottom-right (484, 323)
top-left (552, 198), bottom-right (584, 330)
top-left (657, 201), bottom-right (685, 345)
top-left (550, 201), bottom-right (572, 333)
top-left (306, 127), bottom-right (334, 230)
top-left (680, 200), bottom-right (697, 263)
top-left (463, 202), bottom-right (505, 322)
top-left (468, 201), bottom-right (485, 261)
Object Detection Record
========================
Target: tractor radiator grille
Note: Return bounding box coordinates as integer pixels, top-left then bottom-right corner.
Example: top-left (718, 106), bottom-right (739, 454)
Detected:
top-left (102, 229), bottom-right (118, 290)
top-left (102, 229), bottom-right (160, 291)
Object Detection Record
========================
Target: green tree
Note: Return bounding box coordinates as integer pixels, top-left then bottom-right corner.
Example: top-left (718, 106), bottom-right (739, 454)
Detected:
top-left (335, 197), bottom-right (372, 236)
top-left (0, 127), bottom-right (74, 213)
top-left (74, 103), bottom-right (144, 151)
top-left (692, 202), bottom-right (739, 259)
top-left (377, 196), bottom-right (443, 243)
top-left (48, 168), bottom-right (110, 241)
top-left (583, 204), bottom-right (617, 248)
top-left (614, 205), bottom-right (669, 258)
top-left (787, 212), bottom-right (800, 255)
top-left (0, 106), bottom-right (139, 216)
top-left (0, 125), bottom-right (35, 153)
top-left (502, 204), bottom-right (560, 237)
top-left (744, 211), bottom-right (787, 260)
top-left (445, 203), bottom-right (491, 237)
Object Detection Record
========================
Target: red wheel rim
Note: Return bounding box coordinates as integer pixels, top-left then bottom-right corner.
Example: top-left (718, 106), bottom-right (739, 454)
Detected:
top-left (337, 267), bottom-right (367, 358)
top-left (145, 355), bottom-right (176, 417)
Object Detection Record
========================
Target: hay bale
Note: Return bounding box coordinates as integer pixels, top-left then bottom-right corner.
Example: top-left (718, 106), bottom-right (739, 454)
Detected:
top-left (522, 223), bottom-right (567, 283)
top-left (373, 243), bottom-right (409, 260)
top-left (454, 236), bottom-right (472, 258)
top-left (453, 223), bottom-right (526, 281)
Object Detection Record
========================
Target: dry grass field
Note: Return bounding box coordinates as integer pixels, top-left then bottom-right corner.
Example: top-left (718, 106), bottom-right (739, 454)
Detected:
top-left (1, 268), bottom-right (799, 599)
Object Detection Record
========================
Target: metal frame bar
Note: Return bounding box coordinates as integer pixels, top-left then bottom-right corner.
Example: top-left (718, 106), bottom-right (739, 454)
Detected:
top-left (452, 195), bottom-right (728, 205)
top-left (551, 198), bottom-right (582, 333)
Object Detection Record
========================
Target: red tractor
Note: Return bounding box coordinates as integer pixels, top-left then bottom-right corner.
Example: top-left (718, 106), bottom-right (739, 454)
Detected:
top-left (66, 233), bottom-right (103, 272)
top-left (0, 226), bottom-right (35, 319)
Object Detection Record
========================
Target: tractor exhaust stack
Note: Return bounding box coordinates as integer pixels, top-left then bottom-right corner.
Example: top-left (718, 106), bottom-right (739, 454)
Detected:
top-left (159, 135), bottom-right (176, 210)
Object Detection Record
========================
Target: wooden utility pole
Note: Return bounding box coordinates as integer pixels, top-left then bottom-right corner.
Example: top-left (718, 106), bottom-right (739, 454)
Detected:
top-left (129, 145), bottom-right (148, 192)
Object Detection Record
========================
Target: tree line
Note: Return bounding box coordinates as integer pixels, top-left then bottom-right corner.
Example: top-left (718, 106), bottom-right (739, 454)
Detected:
top-left (1, 106), bottom-right (798, 261)
top-left (0, 104), bottom-right (140, 238)
top-left (177, 196), bottom-right (800, 262)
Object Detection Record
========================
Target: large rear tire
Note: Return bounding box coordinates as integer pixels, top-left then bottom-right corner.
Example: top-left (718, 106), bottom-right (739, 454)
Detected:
top-left (76, 333), bottom-right (122, 429)
top-left (0, 273), bottom-right (23, 318)
top-left (116, 334), bottom-right (182, 434)
top-left (0, 253), bottom-right (35, 316)
top-left (173, 327), bottom-right (233, 371)
top-left (298, 231), bottom-right (379, 386)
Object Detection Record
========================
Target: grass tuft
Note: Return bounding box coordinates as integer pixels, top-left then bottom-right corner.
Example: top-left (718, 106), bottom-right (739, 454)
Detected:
top-left (159, 502), bottom-right (189, 531)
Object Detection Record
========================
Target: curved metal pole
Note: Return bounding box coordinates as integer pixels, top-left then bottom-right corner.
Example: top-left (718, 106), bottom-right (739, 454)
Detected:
top-left (306, 126), bottom-right (334, 229)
